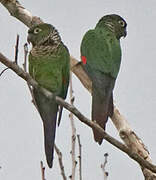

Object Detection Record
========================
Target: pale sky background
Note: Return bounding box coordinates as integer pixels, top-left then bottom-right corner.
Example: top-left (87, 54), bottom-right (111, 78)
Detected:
top-left (0, 0), bottom-right (156, 179)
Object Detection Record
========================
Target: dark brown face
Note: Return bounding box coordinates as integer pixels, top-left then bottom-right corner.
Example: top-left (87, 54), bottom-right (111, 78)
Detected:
top-left (112, 14), bottom-right (127, 38)
top-left (97, 14), bottom-right (127, 39)
top-left (27, 23), bottom-right (52, 46)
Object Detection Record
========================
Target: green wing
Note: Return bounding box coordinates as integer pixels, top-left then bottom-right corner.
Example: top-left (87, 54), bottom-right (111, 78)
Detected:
top-left (29, 46), bottom-right (69, 98)
top-left (29, 55), bottom-right (62, 94)
top-left (57, 45), bottom-right (70, 126)
top-left (61, 45), bottom-right (70, 99)
top-left (80, 29), bottom-right (121, 78)
top-left (28, 45), bottom-right (70, 167)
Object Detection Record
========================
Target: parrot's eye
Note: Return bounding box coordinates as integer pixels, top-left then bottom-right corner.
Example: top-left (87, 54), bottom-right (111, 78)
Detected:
top-left (118, 20), bottom-right (126, 27)
top-left (34, 28), bottom-right (42, 34)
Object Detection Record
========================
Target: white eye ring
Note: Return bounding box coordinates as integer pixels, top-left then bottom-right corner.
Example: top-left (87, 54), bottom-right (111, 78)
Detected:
top-left (34, 28), bottom-right (42, 34)
top-left (118, 20), bottom-right (125, 27)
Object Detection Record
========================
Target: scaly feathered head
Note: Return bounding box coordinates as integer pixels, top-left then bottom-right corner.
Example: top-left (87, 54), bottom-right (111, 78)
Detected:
top-left (96, 14), bottom-right (127, 39)
top-left (27, 23), bottom-right (61, 46)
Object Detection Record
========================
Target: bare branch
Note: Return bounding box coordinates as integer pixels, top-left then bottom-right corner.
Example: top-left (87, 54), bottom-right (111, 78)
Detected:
top-left (69, 72), bottom-right (77, 180)
top-left (54, 144), bottom-right (67, 180)
top-left (77, 135), bottom-right (82, 180)
top-left (0, 34), bottom-right (19, 76)
top-left (111, 106), bottom-right (156, 178)
top-left (101, 153), bottom-right (109, 180)
top-left (1, 53), bottom-right (156, 174)
top-left (23, 43), bottom-right (28, 71)
top-left (0, 0), bottom-right (43, 27)
top-left (40, 161), bottom-right (46, 180)
top-left (23, 43), bottom-right (37, 107)
top-left (0, 67), bottom-right (9, 76)
top-left (14, 34), bottom-right (19, 64)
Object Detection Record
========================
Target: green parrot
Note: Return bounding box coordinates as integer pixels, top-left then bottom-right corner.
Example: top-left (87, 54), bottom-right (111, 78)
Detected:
top-left (80, 14), bottom-right (127, 144)
top-left (27, 23), bottom-right (70, 168)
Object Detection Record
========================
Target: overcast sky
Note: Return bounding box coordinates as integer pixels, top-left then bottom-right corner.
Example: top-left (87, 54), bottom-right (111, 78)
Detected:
top-left (0, 0), bottom-right (156, 179)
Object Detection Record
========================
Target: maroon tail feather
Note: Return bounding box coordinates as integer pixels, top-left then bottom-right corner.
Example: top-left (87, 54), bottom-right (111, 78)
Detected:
top-left (33, 89), bottom-right (58, 168)
top-left (92, 93), bottom-right (113, 144)
top-left (91, 73), bottom-right (115, 144)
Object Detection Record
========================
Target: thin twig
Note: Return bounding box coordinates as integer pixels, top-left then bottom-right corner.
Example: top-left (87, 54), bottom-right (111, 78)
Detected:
top-left (69, 71), bottom-right (77, 180)
top-left (23, 43), bottom-right (28, 71)
top-left (40, 161), bottom-right (46, 180)
top-left (0, 67), bottom-right (9, 76)
top-left (77, 135), bottom-right (82, 180)
top-left (14, 34), bottom-right (19, 64)
top-left (101, 153), bottom-right (109, 180)
top-left (0, 34), bottom-right (19, 76)
top-left (23, 43), bottom-right (37, 107)
top-left (54, 144), bottom-right (67, 180)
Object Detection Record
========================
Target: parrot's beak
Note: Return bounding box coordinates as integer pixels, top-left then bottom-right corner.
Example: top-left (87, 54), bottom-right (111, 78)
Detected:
top-left (27, 36), bottom-right (30, 44)
top-left (27, 34), bottom-right (31, 44)
top-left (123, 29), bottom-right (127, 38)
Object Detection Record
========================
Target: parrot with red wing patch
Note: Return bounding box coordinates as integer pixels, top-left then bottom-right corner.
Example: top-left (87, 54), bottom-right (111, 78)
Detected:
top-left (80, 14), bottom-right (127, 144)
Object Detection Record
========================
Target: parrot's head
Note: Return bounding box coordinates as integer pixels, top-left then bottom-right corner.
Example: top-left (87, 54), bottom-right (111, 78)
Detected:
top-left (27, 23), bottom-right (61, 46)
top-left (96, 14), bottom-right (127, 40)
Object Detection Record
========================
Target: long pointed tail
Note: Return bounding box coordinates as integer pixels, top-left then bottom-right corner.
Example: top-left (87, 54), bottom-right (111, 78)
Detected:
top-left (33, 89), bottom-right (58, 168)
top-left (92, 73), bottom-right (115, 144)
top-left (92, 92), bottom-right (113, 144)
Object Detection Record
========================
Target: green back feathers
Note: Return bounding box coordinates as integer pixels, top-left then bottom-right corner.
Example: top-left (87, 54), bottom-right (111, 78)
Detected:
top-left (81, 14), bottom-right (127, 79)
top-left (81, 29), bottom-right (121, 78)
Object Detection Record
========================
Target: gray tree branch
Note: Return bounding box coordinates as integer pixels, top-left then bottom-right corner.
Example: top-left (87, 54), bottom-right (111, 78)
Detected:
top-left (54, 145), bottom-right (67, 180)
top-left (40, 161), bottom-right (46, 180)
top-left (77, 135), bottom-right (82, 180)
top-left (69, 72), bottom-right (77, 180)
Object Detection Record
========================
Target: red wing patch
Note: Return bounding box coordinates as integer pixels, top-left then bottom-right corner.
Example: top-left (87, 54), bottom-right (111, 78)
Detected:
top-left (81, 56), bottom-right (87, 65)
top-left (62, 76), bottom-right (66, 85)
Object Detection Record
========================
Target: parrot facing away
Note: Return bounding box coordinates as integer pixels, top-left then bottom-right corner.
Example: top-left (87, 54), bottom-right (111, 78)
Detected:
top-left (27, 23), bottom-right (70, 168)
top-left (80, 14), bottom-right (127, 144)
